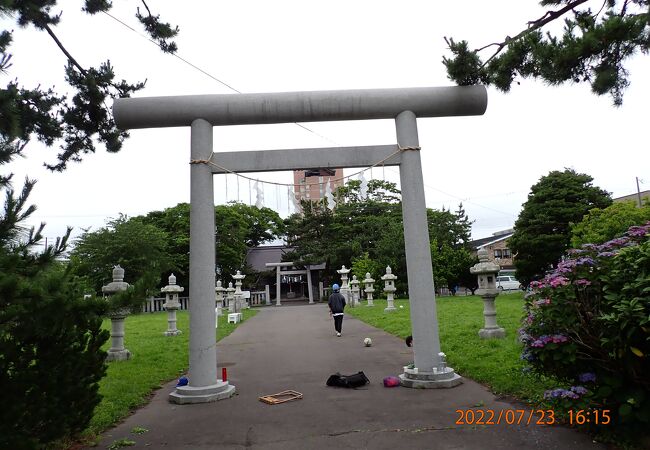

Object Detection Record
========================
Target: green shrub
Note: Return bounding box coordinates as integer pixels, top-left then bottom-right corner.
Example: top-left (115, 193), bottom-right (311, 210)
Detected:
top-left (521, 222), bottom-right (650, 443)
top-left (0, 256), bottom-right (109, 449)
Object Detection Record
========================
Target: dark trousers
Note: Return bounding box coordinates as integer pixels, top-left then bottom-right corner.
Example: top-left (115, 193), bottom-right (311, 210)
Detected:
top-left (334, 315), bottom-right (343, 333)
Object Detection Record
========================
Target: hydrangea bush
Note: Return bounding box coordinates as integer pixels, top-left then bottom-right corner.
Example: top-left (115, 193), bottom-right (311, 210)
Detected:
top-left (520, 222), bottom-right (650, 439)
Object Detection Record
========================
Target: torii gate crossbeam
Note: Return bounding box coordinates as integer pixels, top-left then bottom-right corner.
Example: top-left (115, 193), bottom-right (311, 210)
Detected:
top-left (113, 85), bottom-right (487, 404)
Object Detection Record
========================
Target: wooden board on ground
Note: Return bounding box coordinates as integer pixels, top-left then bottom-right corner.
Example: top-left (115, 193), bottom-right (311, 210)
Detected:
top-left (258, 390), bottom-right (303, 405)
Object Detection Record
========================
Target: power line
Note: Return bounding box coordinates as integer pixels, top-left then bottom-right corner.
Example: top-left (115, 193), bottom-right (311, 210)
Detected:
top-left (102, 11), bottom-right (338, 145)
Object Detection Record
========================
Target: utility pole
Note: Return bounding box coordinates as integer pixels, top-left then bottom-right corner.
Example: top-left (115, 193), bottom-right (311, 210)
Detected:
top-left (637, 177), bottom-right (643, 208)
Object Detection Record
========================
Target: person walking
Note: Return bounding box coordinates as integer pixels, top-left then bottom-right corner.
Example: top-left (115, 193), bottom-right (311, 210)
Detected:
top-left (328, 283), bottom-right (346, 337)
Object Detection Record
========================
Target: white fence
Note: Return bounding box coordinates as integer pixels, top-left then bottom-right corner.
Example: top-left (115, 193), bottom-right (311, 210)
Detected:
top-left (142, 296), bottom-right (189, 313)
top-left (249, 291), bottom-right (267, 306)
top-left (144, 291), bottom-right (269, 312)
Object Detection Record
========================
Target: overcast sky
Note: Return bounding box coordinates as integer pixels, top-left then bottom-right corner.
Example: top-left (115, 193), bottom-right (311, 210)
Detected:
top-left (3, 0), bottom-right (649, 245)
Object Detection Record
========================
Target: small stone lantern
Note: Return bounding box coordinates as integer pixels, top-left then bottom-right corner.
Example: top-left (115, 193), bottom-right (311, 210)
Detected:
top-left (382, 266), bottom-right (397, 312)
top-left (101, 265), bottom-right (131, 361)
top-left (161, 273), bottom-right (184, 336)
top-left (215, 280), bottom-right (225, 317)
top-left (363, 272), bottom-right (375, 307)
top-left (226, 282), bottom-right (236, 313)
top-left (337, 265), bottom-right (351, 302)
top-left (232, 270), bottom-right (246, 312)
top-left (349, 275), bottom-right (360, 307)
top-left (470, 248), bottom-right (505, 339)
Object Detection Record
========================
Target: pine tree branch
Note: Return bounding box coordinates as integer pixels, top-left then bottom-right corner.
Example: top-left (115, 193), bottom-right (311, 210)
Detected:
top-left (595, 0), bottom-right (609, 18)
top-left (42, 23), bottom-right (87, 76)
top-left (478, 0), bottom-right (590, 68)
top-left (140, 0), bottom-right (153, 16)
top-left (620, 0), bottom-right (630, 16)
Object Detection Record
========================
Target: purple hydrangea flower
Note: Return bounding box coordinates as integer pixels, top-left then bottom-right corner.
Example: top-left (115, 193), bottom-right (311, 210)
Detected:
top-left (529, 334), bottom-right (568, 348)
top-left (626, 223), bottom-right (650, 238)
top-left (570, 386), bottom-right (588, 395)
top-left (548, 276), bottom-right (569, 288)
top-left (544, 388), bottom-right (579, 400)
top-left (578, 372), bottom-right (596, 383)
top-left (598, 236), bottom-right (631, 252)
top-left (575, 257), bottom-right (596, 266)
top-left (574, 279), bottom-right (591, 286)
top-left (533, 298), bottom-right (551, 306)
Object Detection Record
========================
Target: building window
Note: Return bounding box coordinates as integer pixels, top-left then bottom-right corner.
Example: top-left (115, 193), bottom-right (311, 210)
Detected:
top-left (502, 248), bottom-right (512, 258)
top-left (494, 249), bottom-right (502, 259)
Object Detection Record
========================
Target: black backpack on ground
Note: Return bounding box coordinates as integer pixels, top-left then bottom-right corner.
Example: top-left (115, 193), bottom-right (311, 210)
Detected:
top-left (326, 371), bottom-right (370, 388)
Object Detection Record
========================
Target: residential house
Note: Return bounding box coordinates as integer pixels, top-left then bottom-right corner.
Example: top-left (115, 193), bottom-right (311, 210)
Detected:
top-left (469, 229), bottom-right (515, 276)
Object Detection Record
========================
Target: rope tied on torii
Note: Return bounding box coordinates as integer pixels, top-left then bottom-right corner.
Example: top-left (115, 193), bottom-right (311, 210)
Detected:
top-left (188, 144), bottom-right (421, 188)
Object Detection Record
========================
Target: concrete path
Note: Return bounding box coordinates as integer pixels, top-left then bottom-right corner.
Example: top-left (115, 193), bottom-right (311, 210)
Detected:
top-left (93, 304), bottom-right (603, 449)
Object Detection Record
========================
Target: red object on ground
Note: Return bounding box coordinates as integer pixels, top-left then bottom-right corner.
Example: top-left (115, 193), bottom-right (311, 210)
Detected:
top-left (383, 376), bottom-right (400, 387)
top-left (222, 367), bottom-right (227, 382)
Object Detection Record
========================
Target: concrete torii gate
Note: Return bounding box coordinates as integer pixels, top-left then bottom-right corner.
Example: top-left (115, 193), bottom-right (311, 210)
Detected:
top-left (113, 85), bottom-right (487, 404)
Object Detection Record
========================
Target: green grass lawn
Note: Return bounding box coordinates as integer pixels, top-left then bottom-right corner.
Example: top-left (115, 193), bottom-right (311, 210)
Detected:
top-left (85, 308), bottom-right (257, 440)
top-left (347, 293), bottom-right (557, 403)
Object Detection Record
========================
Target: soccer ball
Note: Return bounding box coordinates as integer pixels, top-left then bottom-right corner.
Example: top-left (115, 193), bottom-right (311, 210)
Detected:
top-left (363, 337), bottom-right (372, 347)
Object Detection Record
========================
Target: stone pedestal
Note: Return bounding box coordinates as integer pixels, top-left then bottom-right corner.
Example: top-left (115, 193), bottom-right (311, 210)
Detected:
top-left (350, 275), bottom-right (360, 307)
top-left (106, 309), bottom-right (131, 361)
top-left (400, 351), bottom-right (462, 388)
top-left (382, 266), bottom-right (397, 312)
top-left (233, 271), bottom-right (246, 312)
top-left (164, 309), bottom-right (182, 336)
top-left (478, 294), bottom-right (506, 338)
top-left (102, 266), bottom-right (131, 362)
top-left (215, 280), bottom-right (225, 317)
top-left (226, 282), bottom-right (235, 313)
top-left (169, 381), bottom-right (236, 404)
top-left (337, 265), bottom-right (351, 303)
top-left (363, 272), bottom-right (375, 306)
top-left (162, 273), bottom-right (184, 336)
top-left (470, 248), bottom-right (505, 339)
top-left (399, 367), bottom-right (463, 389)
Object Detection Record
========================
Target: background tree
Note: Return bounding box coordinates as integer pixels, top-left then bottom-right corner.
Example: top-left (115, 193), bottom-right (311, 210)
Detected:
top-left (69, 214), bottom-right (174, 292)
top-left (570, 200), bottom-right (650, 247)
top-left (351, 252), bottom-right (382, 285)
top-left (444, 0), bottom-right (649, 106)
top-left (285, 179), bottom-right (474, 294)
top-left (510, 168), bottom-right (611, 285)
top-left (428, 205), bottom-right (475, 293)
top-left (136, 202), bottom-right (284, 288)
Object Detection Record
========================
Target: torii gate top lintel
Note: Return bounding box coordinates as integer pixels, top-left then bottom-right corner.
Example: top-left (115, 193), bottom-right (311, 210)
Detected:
top-left (113, 85), bottom-right (487, 129)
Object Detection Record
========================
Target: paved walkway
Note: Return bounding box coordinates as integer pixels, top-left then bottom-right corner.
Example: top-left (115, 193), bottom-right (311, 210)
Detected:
top-left (93, 304), bottom-right (603, 449)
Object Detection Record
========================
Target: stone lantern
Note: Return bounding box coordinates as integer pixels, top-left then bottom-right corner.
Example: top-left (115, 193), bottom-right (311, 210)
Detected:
top-left (215, 280), bottom-right (225, 317)
top-left (161, 273), bottom-right (184, 336)
top-left (226, 282), bottom-right (236, 313)
top-left (101, 265), bottom-right (131, 361)
top-left (363, 272), bottom-right (375, 306)
top-left (470, 248), bottom-right (505, 339)
top-left (232, 270), bottom-right (246, 312)
top-left (337, 265), bottom-right (351, 302)
top-left (381, 266), bottom-right (397, 312)
top-left (349, 275), bottom-right (360, 307)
